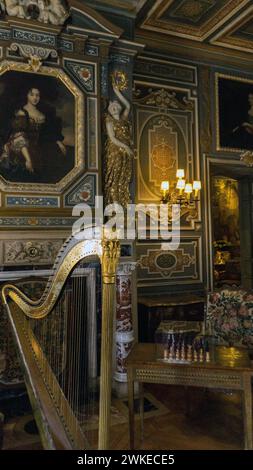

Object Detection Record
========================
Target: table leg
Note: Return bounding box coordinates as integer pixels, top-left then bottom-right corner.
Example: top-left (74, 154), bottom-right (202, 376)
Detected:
top-left (127, 367), bottom-right (135, 450)
top-left (139, 382), bottom-right (144, 442)
top-left (242, 374), bottom-right (253, 450)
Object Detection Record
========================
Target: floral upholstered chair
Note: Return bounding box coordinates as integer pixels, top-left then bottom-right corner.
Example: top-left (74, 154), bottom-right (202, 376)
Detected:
top-left (206, 289), bottom-right (253, 349)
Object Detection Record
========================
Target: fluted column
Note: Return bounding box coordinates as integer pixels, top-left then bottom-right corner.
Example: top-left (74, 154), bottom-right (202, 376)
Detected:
top-left (98, 239), bottom-right (120, 450)
top-left (114, 262), bottom-right (136, 383)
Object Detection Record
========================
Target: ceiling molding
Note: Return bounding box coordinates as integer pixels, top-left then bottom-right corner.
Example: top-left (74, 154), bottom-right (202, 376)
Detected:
top-left (210, 4), bottom-right (253, 53)
top-left (140, 0), bottom-right (251, 42)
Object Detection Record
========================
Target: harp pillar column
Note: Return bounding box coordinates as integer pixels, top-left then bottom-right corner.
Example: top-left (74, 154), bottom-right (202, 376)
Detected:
top-left (114, 262), bottom-right (136, 383)
top-left (99, 239), bottom-right (120, 450)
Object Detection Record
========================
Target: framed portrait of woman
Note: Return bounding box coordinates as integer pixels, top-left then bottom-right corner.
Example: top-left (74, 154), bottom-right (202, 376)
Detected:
top-left (216, 73), bottom-right (253, 153)
top-left (0, 62), bottom-right (84, 193)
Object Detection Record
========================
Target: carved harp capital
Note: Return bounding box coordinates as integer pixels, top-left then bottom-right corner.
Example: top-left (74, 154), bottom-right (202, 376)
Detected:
top-left (101, 239), bottom-right (120, 284)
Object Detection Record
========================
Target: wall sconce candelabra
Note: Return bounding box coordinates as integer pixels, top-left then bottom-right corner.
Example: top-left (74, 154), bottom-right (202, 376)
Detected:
top-left (160, 169), bottom-right (201, 207)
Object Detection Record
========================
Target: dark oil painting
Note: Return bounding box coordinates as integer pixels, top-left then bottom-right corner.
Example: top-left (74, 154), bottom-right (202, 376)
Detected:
top-left (218, 76), bottom-right (253, 152)
top-left (0, 71), bottom-right (75, 184)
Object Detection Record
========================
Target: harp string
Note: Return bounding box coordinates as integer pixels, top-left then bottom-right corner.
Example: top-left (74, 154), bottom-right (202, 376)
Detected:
top-left (21, 262), bottom-right (101, 448)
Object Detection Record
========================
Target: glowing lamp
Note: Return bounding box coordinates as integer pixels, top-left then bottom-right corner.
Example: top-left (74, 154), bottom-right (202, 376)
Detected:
top-left (160, 181), bottom-right (169, 192)
top-left (184, 183), bottom-right (193, 197)
top-left (176, 169), bottom-right (185, 179)
top-left (176, 179), bottom-right (186, 194)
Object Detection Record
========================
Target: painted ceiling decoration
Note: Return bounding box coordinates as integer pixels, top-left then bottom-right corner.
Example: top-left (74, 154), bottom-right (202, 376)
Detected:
top-left (210, 3), bottom-right (253, 53)
top-left (80, 0), bottom-right (253, 55)
top-left (140, 0), bottom-right (251, 42)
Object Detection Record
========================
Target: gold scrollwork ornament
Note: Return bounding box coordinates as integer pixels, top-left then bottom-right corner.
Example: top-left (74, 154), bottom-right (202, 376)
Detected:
top-left (111, 70), bottom-right (128, 91)
top-left (28, 55), bottom-right (43, 72)
top-left (240, 151), bottom-right (253, 167)
top-left (101, 239), bottom-right (121, 284)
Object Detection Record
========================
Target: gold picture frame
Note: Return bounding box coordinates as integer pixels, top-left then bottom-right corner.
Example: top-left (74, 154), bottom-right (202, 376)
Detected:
top-left (0, 60), bottom-right (85, 194)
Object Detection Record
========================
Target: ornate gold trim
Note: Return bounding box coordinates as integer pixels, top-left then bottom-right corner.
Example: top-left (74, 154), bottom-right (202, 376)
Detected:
top-left (111, 70), bottom-right (128, 91)
top-left (2, 239), bottom-right (102, 318)
top-left (0, 60), bottom-right (85, 194)
top-left (240, 150), bottom-right (253, 166)
top-left (101, 239), bottom-right (121, 284)
top-left (136, 87), bottom-right (194, 110)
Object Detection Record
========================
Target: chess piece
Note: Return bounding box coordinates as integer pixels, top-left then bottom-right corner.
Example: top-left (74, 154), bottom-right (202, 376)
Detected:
top-left (181, 342), bottom-right (185, 361)
top-left (193, 348), bottom-right (198, 362)
top-left (186, 344), bottom-right (192, 361)
top-left (204, 337), bottom-right (210, 362)
top-left (199, 348), bottom-right (204, 362)
top-left (170, 337), bottom-right (175, 360)
top-left (176, 346), bottom-right (180, 361)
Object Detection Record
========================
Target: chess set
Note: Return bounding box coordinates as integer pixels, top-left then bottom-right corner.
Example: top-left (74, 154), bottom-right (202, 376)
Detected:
top-left (155, 321), bottom-right (210, 364)
top-left (159, 337), bottom-right (210, 364)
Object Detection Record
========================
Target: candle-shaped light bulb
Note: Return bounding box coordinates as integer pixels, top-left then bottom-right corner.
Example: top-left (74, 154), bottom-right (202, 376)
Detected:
top-left (176, 169), bottom-right (185, 179)
top-left (161, 181), bottom-right (169, 192)
top-left (193, 180), bottom-right (201, 197)
top-left (184, 183), bottom-right (193, 199)
top-left (161, 180), bottom-right (170, 201)
top-left (176, 179), bottom-right (186, 195)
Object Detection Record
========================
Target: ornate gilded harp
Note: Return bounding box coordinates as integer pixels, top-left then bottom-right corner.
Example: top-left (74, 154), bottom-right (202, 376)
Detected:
top-left (2, 233), bottom-right (120, 450)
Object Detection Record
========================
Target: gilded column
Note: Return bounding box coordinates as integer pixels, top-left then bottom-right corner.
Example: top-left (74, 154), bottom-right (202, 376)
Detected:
top-left (98, 239), bottom-right (120, 450)
top-left (114, 262), bottom-right (136, 383)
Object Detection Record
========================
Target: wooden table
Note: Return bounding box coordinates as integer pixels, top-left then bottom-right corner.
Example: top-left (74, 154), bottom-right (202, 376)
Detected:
top-left (126, 343), bottom-right (253, 450)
